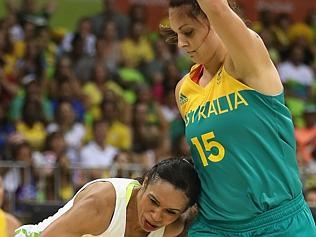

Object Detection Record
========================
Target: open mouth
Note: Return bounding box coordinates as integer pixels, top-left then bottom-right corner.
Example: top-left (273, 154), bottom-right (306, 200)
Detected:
top-left (143, 218), bottom-right (158, 231)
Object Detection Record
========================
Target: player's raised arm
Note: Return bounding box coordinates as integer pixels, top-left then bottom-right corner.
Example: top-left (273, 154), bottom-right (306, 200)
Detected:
top-left (196, 0), bottom-right (283, 96)
top-left (197, 0), bottom-right (269, 74)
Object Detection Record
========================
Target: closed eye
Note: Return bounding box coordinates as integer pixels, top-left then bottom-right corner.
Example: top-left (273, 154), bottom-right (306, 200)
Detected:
top-left (166, 209), bottom-right (177, 215)
top-left (183, 30), bottom-right (193, 36)
top-left (150, 197), bottom-right (159, 206)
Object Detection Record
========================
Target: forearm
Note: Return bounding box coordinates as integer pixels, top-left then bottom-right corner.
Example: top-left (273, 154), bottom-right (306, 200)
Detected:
top-left (195, 0), bottom-right (244, 38)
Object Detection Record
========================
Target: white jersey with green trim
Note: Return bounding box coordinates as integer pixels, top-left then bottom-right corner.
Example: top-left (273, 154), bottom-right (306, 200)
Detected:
top-left (15, 178), bottom-right (166, 237)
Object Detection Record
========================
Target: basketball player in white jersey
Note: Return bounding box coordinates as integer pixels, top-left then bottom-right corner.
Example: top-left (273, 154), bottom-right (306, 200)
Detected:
top-left (15, 158), bottom-right (201, 237)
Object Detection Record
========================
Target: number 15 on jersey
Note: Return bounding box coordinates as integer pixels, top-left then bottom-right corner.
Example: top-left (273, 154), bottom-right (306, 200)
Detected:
top-left (191, 131), bottom-right (225, 166)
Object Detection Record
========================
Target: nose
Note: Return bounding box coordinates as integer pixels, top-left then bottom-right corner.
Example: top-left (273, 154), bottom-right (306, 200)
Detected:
top-left (177, 36), bottom-right (188, 48)
top-left (151, 208), bottom-right (163, 223)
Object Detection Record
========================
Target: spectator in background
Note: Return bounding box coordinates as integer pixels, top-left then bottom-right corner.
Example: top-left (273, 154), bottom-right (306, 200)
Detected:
top-left (296, 106), bottom-right (316, 165)
top-left (145, 38), bottom-right (174, 103)
top-left (9, 74), bottom-right (53, 123)
top-left (15, 39), bottom-right (46, 80)
top-left (47, 101), bottom-right (86, 165)
top-left (3, 11), bottom-right (24, 43)
top-left (74, 19), bottom-right (123, 83)
top-left (131, 102), bottom-right (168, 169)
top-left (0, 104), bottom-right (15, 160)
top-left (288, 21), bottom-right (314, 60)
top-left (120, 21), bottom-right (154, 70)
top-left (161, 88), bottom-right (180, 123)
top-left (4, 141), bottom-right (38, 203)
top-left (63, 33), bottom-right (92, 84)
top-left (128, 3), bottom-right (150, 37)
top-left (305, 10), bottom-right (316, 39)
top-left (97, 20), bottom-right (122, 75)
top-left (16, 97), bottom-right (46, 150)
top-left (305, 187), bottom-right (316, 207)
top-left (80, 119), bottom-right (118, 180)
top-left (82, 63), bottom-right (124, 122)
top-left (101, 96), bottom-right (132, 150)
top-left (278, 45), bottom-right (315, 100)
top-left (51, 56), bottom-right (77, 85)
top-left (273, 13), bottom-right (292, 53)
top-left (128, 3), bottom-right (148, 26)
top-left (50, 56), bottom-right (84, 122)
top-left (135, 84), bottom-right (168, 134)
top-left (0, 176), bottom-right (21, 237)
top-left (61, 17), bottom-right (96, 57)
top-left (35, 26), bottom-right (58, 82)
top-left (32, 131), bottom-right (74, 201)
top-left (112, 150), bottom-right (134, 178)
top-left (56, 151), bottom-right (74, 202)
top-left (259, 28), bottom-right (280, 65)
top-left (90, 0), bottom-right (129, 39)
top-left (277, 43), bottom-right (315, 126)
top-left (305, 187), bottom-right (316, 222)
top-left (252, 9), bottom-right (275, 33)
top-left (304, 149), bottom-right (316, 190)
top-left (82, 63), bottom-right (108, 121)
top-left (163, 61), bottom-right (182, 92)
top-left (0, 31), bottom-right (19, 107)
top-left (5, 0), bottom-right (56, 27)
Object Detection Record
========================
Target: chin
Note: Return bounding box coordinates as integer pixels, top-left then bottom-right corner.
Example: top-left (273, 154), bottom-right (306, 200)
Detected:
top-left (189, 55), bottom-right (206, 65)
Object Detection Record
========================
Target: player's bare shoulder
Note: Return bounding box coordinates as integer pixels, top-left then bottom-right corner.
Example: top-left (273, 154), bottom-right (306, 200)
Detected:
top-left (73, 181), bottom-right (116, 233)
top-left (175, 76), bottom-right (186, 96)
top-left (5, 212), bottom-right (21, 236)
top-left (175, 76), bottom-right (186, 109)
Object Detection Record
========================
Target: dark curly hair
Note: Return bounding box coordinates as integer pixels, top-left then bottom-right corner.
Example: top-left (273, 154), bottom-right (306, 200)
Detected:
top-left (142, 157), bottom-right (201, 208)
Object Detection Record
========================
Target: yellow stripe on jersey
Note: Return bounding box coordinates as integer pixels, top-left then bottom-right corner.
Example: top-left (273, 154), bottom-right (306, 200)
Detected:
top-left (179, 65), bottom-right (254, 118)
top-left (0, 209), bottom-right (8, 237)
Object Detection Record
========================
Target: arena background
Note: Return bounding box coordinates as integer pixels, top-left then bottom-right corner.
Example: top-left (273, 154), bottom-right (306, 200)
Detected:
top-left (0, 0), bottom-right (315, 31)
top-left (0, 0), bottom-right (315, 232)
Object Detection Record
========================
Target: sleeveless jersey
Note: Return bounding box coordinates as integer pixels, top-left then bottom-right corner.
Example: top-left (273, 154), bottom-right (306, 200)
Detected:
top-left (15, 178), bottom-right (165, 237)
top-left (178, 64), bottom-right (302, 222)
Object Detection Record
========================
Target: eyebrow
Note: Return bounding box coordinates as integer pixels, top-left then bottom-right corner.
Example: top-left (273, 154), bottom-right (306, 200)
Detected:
top-left (149, 194), bottom-right (182, 212)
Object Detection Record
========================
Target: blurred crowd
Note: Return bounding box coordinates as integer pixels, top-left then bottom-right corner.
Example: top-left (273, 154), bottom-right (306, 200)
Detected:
top-left (0, 0), bottom-right (315, 217)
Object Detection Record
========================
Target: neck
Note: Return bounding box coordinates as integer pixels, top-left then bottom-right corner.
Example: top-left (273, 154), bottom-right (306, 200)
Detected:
top-left (95, 140), bottom-right (105, 149)
top-left (128, 186), bottom-right (139, 211)
top-left (126, 187), bottom-right (148, 235)
top-left (204, 41), bottom-right (227, 77)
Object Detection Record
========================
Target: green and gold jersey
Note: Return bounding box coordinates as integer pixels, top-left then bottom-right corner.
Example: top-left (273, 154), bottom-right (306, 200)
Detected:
top-left (179, 64), bottom-right (302, 222)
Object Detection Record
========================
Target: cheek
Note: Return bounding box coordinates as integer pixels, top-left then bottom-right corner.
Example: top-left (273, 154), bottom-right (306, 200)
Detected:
top-left (140, 198), bottom-right (151, 214)
top-left (197, 35), bottom-right (216, 59)
top-left (162, 214), bottom-right (180, 225)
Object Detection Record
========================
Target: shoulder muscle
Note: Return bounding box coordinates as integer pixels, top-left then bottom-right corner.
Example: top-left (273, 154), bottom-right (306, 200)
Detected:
top-left (41, 182), bottom-right (116, 237)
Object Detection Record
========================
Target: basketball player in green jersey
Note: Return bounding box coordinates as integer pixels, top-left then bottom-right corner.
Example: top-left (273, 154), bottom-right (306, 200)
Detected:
top-left (160, 0), bottom-right (316, 236)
